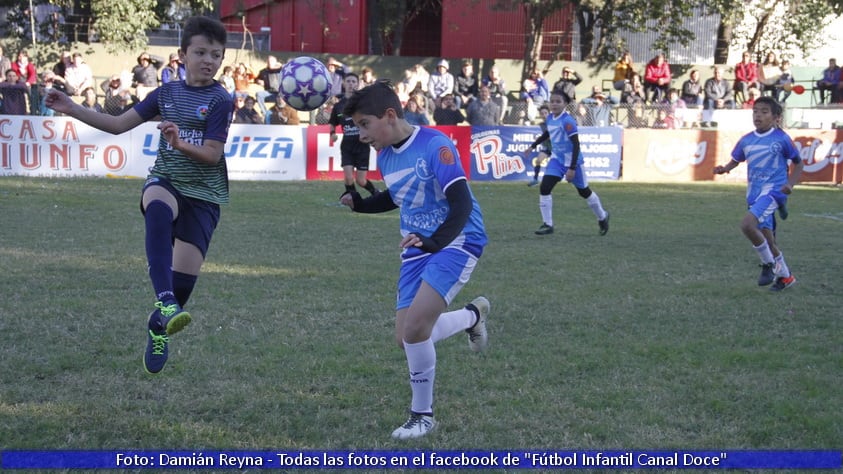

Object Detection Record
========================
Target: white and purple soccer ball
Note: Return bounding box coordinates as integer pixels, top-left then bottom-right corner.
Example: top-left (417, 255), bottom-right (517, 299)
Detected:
top-left (280, 56), bottom-right (333, 111)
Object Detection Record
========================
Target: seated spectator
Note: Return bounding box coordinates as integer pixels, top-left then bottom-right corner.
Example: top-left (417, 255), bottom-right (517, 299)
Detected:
top-left (161, 52), bottom-right (186, 84)
top-left (433, 93), bottom-right (465, 125)
top-left (52, 51), bottom-right (72, 79)
top-left (572, 102), bottom-right (591, 127)
top-left (131, 51), bottom-right (163, 100)
top-left (268, 97), bottom-right (301, 125)
top-left (520, 66), bottom-right (549, 122)
top-left (627, 101), bottom-right (649, 128)
top-left (255, 55), bottom-right (284, 118)
top-left (218, 65), bottom-right (235, 97)
top-left (100, 74), bottom-right (131, 116)
top-left (704, 66), bottom-right (736, 111)
top-left (581, 92), bottom-right (614, 127)
top-left (455, 60), bottom-right (478, 109)
top-left (404, 97), bottom-right (430, 126)
top-left (621, 72), bottom-right (647, 106)
top-left (582, 85), bottom-right (619, 105)
top-left (774, 60), bottom-right (794, 104)
top-left (482, 65), bottom-right (508, 122)
top-left (428, 59), bottom-right (455, 108)
top-left (551, 66), bottom-right (582, 102)
top-left (359, 66), bottom-right (377, 87)
top-left (816, 57), bottom-right (841, 104)
top-left (733, 51), bottom-right (759, 104)
top-left (233, 62), bottom-right (254, 96)
top-left (0, 69), bottom-right (29, 115)
top-left (681, 69), bottom-right (704, 107)
top-left (757, 51), bottom-right (781, 97)
top-left (64, 52), bottom-right (94, 96)
top-left (662, 88), bottom-right (687, 128)
top-left (466, 85), bottom-right (501, 125)
top-left (402, 63), bottom-right (430, 96)
top-left (79, 86), bottom-right (103, 113)
top-left (114, 90), bottom-right (136, 114)
top-left (643, 53), bottom-right (671, 103)
top-left (234, 95), bottom-right (263, 124)
top-left (651, 109), bottom-right (669, 129)
top-left (742, 87), bottom-right (761, 109)
top-left (612, 51), bottom-right (635, 91)
top-left (325, 57), bottom-right (348, 97)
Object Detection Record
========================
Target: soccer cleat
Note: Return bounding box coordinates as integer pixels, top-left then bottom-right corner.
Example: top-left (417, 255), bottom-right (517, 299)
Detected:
top-left (535, 223), bottom-right (554, 235)
top-left (391, 412), bottom-right (437, 440)
top-left (155, 301), bottom-right (191, 336)
top-left (770, 274), bottom-right (796, 292)
top-left (757, 263), bottom-right (775, 286)
top-left (465, 296), bottom-right (490, 353)
top-left (527, 179), bottom-right (539, 187)
top-left (598, 211), bottom-right (610, 236)
top-left (144, 310), bottom-right (169, 374)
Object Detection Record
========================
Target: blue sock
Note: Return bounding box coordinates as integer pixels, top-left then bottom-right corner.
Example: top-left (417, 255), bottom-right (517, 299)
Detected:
top-left (173, 271), bottom-right (198, 307)
top-left (145, 200), bottom-right (176, 305)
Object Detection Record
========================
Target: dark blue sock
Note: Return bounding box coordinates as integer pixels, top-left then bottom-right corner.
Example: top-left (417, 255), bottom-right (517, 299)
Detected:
top-left (145, 200), bottom-right (176, 304)
top-left (172, 271), bottom-right (198, 307)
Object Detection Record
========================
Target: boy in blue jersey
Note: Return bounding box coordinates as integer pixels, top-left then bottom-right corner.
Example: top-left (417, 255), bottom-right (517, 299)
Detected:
top-left (525, 91), bottom-right (609, 235)
top-left (714, 96), bottom-right (803, 291)
top-left (340, 81), bottom-right (490, 440)
top-left (45, 16), bottom-right (233, 373)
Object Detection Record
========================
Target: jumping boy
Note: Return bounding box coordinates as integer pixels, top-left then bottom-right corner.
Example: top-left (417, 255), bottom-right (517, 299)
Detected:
top-left (45, 16), bottom-right (233, 373)
top-left (524, 91), bottom-right (610, 235)
top-left (340, 81), bottom-right (490, 440)
top-left (714, 96), bottom-right (803, 291)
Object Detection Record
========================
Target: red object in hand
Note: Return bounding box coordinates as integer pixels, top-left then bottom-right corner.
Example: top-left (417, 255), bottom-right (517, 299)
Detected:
top-left (792, 84), bottom-right (805, 94)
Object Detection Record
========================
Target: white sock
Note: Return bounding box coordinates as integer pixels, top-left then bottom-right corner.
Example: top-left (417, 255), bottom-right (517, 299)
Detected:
top-left (754, 241), bottom-right (774, 264)
top-left (404, 339), bottom-right (436, 414)
top-left (539, 194), bottom-right (553, 226)
top-left (430, 308), bottom-right (474, 343)
top-left (774, 253), bottom-right (791, 277)
top-left (586, 192), bottom-right (607, 220)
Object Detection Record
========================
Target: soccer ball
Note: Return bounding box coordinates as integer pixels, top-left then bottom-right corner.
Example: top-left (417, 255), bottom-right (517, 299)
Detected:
top-left (280, 56), bottom-right (333, 111)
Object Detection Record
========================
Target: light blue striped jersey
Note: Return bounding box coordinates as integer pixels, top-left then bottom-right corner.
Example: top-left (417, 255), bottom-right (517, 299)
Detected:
top-left (135, 80), bottom-right (233, 204)
top-left (731, 127), bottom-right (801, 203)
top-left (377, 126), bottom-right (487, 258)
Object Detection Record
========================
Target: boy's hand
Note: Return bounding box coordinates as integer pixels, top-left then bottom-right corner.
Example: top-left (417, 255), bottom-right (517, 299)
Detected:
top-left (713, 165), bottom-right (728, 175)
top-left (43, 89), bottom-right (73, 114)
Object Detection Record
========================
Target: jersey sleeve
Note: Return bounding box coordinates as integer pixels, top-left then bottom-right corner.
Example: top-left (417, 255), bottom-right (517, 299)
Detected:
top-left (427, 132), bottom-right (466, 192)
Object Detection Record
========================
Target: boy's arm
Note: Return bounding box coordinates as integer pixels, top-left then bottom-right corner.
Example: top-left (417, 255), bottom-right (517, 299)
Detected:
top-left (44, 88), bottom-right (143, 134)
top-left (713, 159), bottom-right (739, 175)
top-left (344, 189), bottom-right (398, 213)
top-left (784, 160), bottom-right (804, 193)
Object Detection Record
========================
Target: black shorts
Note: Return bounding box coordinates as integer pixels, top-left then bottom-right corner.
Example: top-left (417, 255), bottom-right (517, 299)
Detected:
top-left (140, 176), bottom-right (220, 258)
top-left (340, 140), bottom-right (372, 170)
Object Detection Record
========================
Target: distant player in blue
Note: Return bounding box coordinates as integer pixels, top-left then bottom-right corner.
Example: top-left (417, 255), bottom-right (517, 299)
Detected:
top-left (527, 104), bottom-right (551, 186)
top-left (714, 96), bottom-right (803, 291)
top-left (340, 81), bottom-right (490, 440)
top-left (45, 16), bottom-right (233, 373)
top-left (525, 91), bottom-right (609, 235)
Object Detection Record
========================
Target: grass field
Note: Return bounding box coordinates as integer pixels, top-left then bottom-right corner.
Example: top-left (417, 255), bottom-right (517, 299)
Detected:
top-left (1, 176), bottom-right (841, 470)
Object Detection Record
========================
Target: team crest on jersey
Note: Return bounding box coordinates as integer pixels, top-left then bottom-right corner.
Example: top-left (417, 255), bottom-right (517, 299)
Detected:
top-left (415, 156), bottom-right (434, 180)
top-left (438, 146), bottom-right (455, 165)
top-left (196, 105), bottom-right (209, 119)
top-left (769, 141), bottom-right (783, 156)
top-left (564, 122), bottom-right (575, 132)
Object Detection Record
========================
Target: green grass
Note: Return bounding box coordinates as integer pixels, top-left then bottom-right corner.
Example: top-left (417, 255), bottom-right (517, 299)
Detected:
top-left (1, 177), bottom-right (842, 469)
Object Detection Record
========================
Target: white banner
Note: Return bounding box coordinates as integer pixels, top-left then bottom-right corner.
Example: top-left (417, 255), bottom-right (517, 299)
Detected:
top-left (0, 116), bottom-right (306, 181)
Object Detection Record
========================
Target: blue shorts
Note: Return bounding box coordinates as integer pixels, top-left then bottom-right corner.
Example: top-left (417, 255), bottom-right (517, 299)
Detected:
top-left (141, 176), bottom-right (220, 258)
top-left (544, 157), bottom-right (588, 189)
top-left (396, 248), bottom-right (479, 310)
top-left (748, 190), bottom-right (785, 231)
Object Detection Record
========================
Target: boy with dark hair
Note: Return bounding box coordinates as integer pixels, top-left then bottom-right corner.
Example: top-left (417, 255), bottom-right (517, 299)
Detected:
top-left (45, 15), bottom-right (233, 374)
top-left (340, 81), bottom-right (490, 440)
top-left (714, 96), bottom-right (803, 291)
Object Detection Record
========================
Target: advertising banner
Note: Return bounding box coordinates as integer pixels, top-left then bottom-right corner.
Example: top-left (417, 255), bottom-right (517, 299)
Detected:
top-left (468, 125), bottom-right (622, 182)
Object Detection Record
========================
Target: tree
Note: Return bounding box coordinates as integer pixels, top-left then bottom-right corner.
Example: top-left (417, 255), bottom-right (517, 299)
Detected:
top-left (366, 0), bottom-right (442, 55)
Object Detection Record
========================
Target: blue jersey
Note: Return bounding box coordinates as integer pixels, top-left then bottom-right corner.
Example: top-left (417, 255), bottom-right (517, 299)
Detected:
top-left (547, 110), bottom-right (580, 168)
top-left (731, 127), bottom-right (801, 204)
top-left (377, 126), bottom-right (487, 259)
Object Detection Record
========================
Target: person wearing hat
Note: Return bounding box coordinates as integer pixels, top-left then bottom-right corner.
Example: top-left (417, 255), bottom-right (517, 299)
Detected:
top-left (161, 52), bottom-right (186, 84)
top-left (551, 66), bottom-right (582, 104)
top-left (428, 59), bottom-right (455, 108)
top-left (325, 56), bottom-right (347, 96)
top-left (131, 51), bottom-right (163, 100)
top-left (580, 86), bottom-right (616, 127)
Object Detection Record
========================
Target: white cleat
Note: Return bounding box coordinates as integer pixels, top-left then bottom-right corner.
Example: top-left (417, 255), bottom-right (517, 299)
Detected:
top-left (465, 296), bottom-right (490, 353)
top-left (391, 413), bottom-right (437, 440)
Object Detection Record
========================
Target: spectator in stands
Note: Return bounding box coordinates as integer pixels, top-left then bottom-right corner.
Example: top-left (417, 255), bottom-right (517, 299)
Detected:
top-left (232, 62), bottom-right (254, 96)
top-left (52, 50), bottom-right (71, 79)
top-left (0, 46), bottom-right (11, 80)
top-left (64, 52), bottom-right (94, 96)
top-left (662, 88), bottom-right (687, 128)
top-left (100, 74), bottom-right (132, 116)
top-left (268, 96), bottom-right (301, 125)
top-left (703, 66), bottom-right (735, 125)
top-left (428, 59), bottom-right (455, 108)
top-left (403, 63), bottom-right (430, 96)
top-left (359, 66), bottom-right (377, 87)
top-left (774, 60), bottom-right (794, 104)
top-left (11, 49), bottom-right (39, 114)
top-left (325, 57), bottom-right (347, 97)
top-left (38, 71), bottom-right (60, 116)
top-left (482, 65), bottom-right (508, 122)
top-left (734, 51), bottom-right (759, 104)
top-left (621, 72), bottom-right (647, 106)
top-left (466, 85), bottom-right (501, 125)
top-left (520, 66), bottom-right (550, 122)
top-left (627, 101), bottom-right (649, 128)
top-left (742, 87), bottom-right (761, 109)
top-left (234, 95), bottom-right (263, 124)
top-left (0, 69), bottom-right (29, 115)
top-left (131, 51), bottom-right (163, 100)
top-left (572, 101), bottom-right (591, 127)
top-left (255, 55), bottom-right (284, 121)
top-left (404, 96), bottom-right (430, 126)
top-left (455, 60), bottom-right (478, 109)
top-left (816, 57), bottom-right (841, 104)
top-left (161, 52), bottom-right (186, 84)
top-left (612, 50), bottom-right (635, 91)
top-left (681, 69), bottom-right (704, 107)
top-left (433, 93), bottom-right (465, 125)
top-left (395, 80), bottom-right (411, 108)
top-left (79, 86), bottom-right (103, 113)
top-left (651, 109), bottom-right (669, 129)
top-left (582, 92), bottom-right (614, 127)
top-left (643, 53), bottom-right (671, 103)
top-left (218, 65), bottom-right (235, 97)
top-left (551, 66), bottom-right (582, 103)
top-left (757, 51), bottom-right (781, 97)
